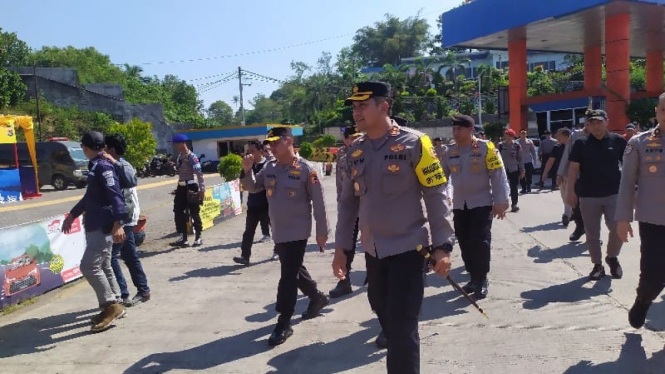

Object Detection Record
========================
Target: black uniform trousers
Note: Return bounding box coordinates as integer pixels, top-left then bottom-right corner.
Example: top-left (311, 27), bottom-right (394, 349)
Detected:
top-left (274, 240), bottom-right (318, 320)
top-left (240, 205), bottom-right (271, 260)
top-left (453, 205), bottom-right (493, 282)
top-left (507, 170), bottom-right (520, 206)
top-left (344, 217), bottom-right (360, 271)
top-left (636, 222), bottom-right (665, 302)
top-left (173, 184), bottom-right (202, 239)
top-left (366, 250), bottom-right (426, 374)
top-left (571, 181), bottom-right (585, 231)
top-left (520, 162), bottom-right (535, 192)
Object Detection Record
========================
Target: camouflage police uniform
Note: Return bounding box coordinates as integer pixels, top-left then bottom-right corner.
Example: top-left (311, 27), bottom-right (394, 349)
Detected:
top-left (241, 126), bottom-right (329, 345)
top-left (498, 137), bottom-right (524, 210)
top-left (616, 125), bottom-right (665, 328)
top-left (441, 123), bottom-right (510, 297)
top-left (337, 82), bottom-right (454, 374)
top-left (172, 134), bottom-right (205, 246)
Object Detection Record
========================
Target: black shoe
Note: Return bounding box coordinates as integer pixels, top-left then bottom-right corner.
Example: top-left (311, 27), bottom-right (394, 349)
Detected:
top-left (461, 281), bottom-right (478, 294)
top-left (511, 205), bottom-right (520, 212)
top-left (628, 297), bottom-right (652, 329)
top-left (605, 257), bottom-right (623, 279)
top-left (302, 292), bottom-right (329, 320)
top-left (170, 236), bottom-right (189, 247)
top-left (268, 323), bottom-right (293, 346)
top-left (329, 278), bottom-right (352, 298)
top-left (473, 279), bottom-right (489, 299)
top-left (233, 256), bottom-right (249, 266)
top-left (562, 214), bottom-right (570, 228)
top-left (520, 190), bottom-right (527, 195)
top-left (375, 330), bottom-right (388, 349)
top-left (192, 237), bottom-right (202, 247)
top-left (589, 264), bottom-right (605, 281)
top-left (569, 227), bottom-right (585, 241)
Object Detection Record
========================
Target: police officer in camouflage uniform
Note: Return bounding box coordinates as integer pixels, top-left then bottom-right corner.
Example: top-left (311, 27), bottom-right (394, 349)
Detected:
top-left (241, 126), bottom-right (330, 346)
top-left (616, 92), bottom-right (665, 329)
top-left (498, 129), bottom-right (524, 212)
top-left (441, 115), bottom-right (510, 298)
top-left (329, 125), bottom-right (364, 298)
top-left (333, 81), bottom-right (455, 374)
top-left (171, 134), bottom-right (205, 247)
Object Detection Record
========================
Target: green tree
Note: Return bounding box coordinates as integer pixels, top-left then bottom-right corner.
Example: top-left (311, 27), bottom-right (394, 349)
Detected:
top-left (245, 94), bottom-right (282, 124)
top-left (108, 118), bottom-right (157, 169)
top-left (627, 98), bottom-right (657, 129)
top-left (298, 142), bottom-right (314, 159)
top-left (0, 28), bottom-right (31, 67)
top-left (527, 67), bottom-right (556, 97)
top-left (351, 14), bottom-right (430, 67)
top-left (207, 100), bottom-right (234, 126)
top-left (29, 46), bottom-right (126, 84)
top-left (218, 153), bottom-right (242, 181)
top-left (0, 69), bottom-right (26, 108)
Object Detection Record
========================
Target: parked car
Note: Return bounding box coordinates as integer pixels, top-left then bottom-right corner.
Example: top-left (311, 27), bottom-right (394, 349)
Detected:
top-left (3, 254), bottom-right (41, 297)
top-left (0, 137), bottom-right (89, 190)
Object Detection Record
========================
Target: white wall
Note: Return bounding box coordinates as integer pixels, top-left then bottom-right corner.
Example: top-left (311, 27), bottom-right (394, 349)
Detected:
top-left (191, 139), bottom-right (219, 159)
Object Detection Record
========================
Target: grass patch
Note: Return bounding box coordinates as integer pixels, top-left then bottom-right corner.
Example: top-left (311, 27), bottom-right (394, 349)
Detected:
top-left (1, 297), bottom-right (37, 316)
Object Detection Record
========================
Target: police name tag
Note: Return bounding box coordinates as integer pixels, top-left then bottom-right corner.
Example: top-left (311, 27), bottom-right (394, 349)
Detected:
top-left (415, 135), bottom-right (447, 187)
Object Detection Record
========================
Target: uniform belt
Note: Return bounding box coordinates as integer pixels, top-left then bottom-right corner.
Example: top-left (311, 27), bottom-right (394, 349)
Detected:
top-left (178, 180), bottom-right (196, 186)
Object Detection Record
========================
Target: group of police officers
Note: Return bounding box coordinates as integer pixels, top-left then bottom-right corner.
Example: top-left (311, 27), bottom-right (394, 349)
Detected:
top-left (65, 77), bottom-right (665, 373)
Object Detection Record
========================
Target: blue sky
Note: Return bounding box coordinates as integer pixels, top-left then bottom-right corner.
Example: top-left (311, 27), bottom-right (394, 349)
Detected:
top-left (1, 0), bottom-right (459, 110)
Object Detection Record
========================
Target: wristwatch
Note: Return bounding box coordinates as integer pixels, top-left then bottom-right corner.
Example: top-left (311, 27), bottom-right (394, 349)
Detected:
top-left (433, 242), bottom-right (453, 254)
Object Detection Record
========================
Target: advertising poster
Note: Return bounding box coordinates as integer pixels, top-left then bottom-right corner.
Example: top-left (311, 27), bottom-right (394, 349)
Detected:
top-left (198, 180), bottom-right (243, 231)
top-left (0, 214), bottom-right (85, 309)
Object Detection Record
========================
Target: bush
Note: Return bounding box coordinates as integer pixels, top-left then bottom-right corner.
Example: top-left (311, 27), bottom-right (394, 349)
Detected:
top-left (108, 118), bottom-right (156, 169)
top-left (299, 142), bottom-right (313, 159)
top-left (218, 153), bottom-right (243, 182)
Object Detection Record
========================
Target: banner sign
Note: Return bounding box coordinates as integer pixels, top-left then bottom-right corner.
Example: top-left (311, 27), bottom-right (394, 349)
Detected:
top-left (0, 168), bottom-right (23, 204)
top-left (0, 214), bottom-right (85, 309)
top-left (199, 179), bottom-right (242, 231)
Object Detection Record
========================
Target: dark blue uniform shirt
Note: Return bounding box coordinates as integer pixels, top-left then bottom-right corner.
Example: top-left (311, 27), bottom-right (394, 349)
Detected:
top-left (70, 155), bottom-right (127, 232)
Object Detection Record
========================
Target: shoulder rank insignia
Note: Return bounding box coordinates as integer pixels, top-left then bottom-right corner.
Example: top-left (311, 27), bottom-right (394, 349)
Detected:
top-left (389, 126), bottom-right (400, 136)
top-left (624, 144), bottom-right (633, 155)
top-left (351, 149), bottom-right (363, 158)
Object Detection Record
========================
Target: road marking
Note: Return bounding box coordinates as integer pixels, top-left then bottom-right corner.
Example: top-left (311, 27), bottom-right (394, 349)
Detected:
top-left (0, 179), bottom-right (177, 213)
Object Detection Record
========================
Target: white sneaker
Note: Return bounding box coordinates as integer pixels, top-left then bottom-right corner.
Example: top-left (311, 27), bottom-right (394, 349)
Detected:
top-left (260, 235), bottom-right (271, 243)
top-left (193, 237), bottom-right (202, 247)
top-left (270, 253), bottom-right (279, 261)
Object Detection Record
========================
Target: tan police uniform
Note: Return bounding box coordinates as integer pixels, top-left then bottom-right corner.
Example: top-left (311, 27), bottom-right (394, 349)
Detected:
top-left (442, 137), bottom-right (509, 294)
top-left (616, 126), bottom-right (665, 313)
top-left (498, 140), bottom-right (523, 209)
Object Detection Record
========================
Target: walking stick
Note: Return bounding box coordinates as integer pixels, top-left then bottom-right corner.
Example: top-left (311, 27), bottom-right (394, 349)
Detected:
top-left (416, 245), bottom-right (489, 320)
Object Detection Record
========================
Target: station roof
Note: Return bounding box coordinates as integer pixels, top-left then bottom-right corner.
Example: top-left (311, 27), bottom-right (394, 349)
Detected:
top-left (441, 0), bottom-right (665, 57)
top-left (178, 124), bottom-right (304, 141)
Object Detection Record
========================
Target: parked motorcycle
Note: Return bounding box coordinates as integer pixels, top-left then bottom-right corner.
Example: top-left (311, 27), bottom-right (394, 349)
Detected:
top-left (198, 154), bottom-right (217, 173)
top-left (149, 155), bottom-right (177, 177)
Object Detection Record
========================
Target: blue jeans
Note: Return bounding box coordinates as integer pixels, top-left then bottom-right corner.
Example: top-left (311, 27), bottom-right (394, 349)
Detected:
top-left (111, 226), bottom-right (150, 298)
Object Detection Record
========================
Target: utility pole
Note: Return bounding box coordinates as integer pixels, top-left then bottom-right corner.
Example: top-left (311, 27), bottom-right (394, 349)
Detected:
top-left (477, 73), bottom-right (482, 126)
top-left (33, 65), bottom-right (43, 141)
top-left (238, 66), bottom-right (245, 126)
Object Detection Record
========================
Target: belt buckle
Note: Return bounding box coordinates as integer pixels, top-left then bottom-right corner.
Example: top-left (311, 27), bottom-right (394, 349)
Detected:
top-left (178, 181), bottom-right (186, 186)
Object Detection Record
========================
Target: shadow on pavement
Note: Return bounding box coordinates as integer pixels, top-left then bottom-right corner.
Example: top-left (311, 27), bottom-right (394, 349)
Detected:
top-left (0, 309), bottom-right (98, 358)
top-left (123, 324), bottom-right (274, 373)
top-left (645, 294), bottom-right (665, 332)
top-left (169, 261), bottom-right (271, 282)
top-left (562, 333), bottom-right (665, 374)
top-left (197, 241), bottom-right (243, 252)
top-left (520, 276), bottom-right (611, 310)
top-left (521, 221), bottom-right (564, 233)
top-left (420, 288), bottom-right (468, 321)
top-left (137, 247), bottom-right (178, 259)
top-left (265, 320), bottom-right (385, 374)
top-left (527, 243), bottom-right (588, 264)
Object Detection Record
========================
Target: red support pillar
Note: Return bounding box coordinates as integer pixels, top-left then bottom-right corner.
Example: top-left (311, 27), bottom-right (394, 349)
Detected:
top-left (646, 50), bottom-right (664, 93)
top-left (584, 46), bottom-right (602, 90)
top-left (604, 13), bottom-right (631, 132)
top-left (508, 39), bottom-right (528, 132)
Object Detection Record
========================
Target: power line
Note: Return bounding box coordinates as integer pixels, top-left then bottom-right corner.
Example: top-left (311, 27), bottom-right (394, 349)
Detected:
top-left (187, 70), bottom-right (236, 82)
top-left (194, 72), bottom-right (238, 88)
top-left (242, 69), bottom-right (285, 84)
top-left (117, 33), bottom-right (353, 66)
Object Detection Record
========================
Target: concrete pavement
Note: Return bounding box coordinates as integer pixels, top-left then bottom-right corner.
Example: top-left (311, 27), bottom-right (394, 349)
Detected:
top-left (0, 176), bottom-right (664, 374)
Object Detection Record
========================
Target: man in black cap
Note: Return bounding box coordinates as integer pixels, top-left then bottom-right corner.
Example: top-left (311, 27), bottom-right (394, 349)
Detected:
top-left (329, 125), bottom-right (363, 298)
top-left (171, 134), bottom-right (206, 247)
top-left (567, 109), bottom-right (627, 280)
top-left (334, 81), bottom-right (455, 374)
top-left (62, 131), bottom-right (128, 332)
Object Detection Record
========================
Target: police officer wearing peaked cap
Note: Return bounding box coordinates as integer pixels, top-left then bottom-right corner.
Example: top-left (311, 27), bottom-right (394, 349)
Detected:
top-left (171, 133), bottom-right (206, 247)
top-left (616, 93), bottom-right (665, 328)
top-left (241, 126), bottom-right (330, 346)
top-left (441, 114), bottom-right (510, 298)
top-left (334, 81), bottom-right (455, 374)
top-left (329, 124), bottom-right (363, 298)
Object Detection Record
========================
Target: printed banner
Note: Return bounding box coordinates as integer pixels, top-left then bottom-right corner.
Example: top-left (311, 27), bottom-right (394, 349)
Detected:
top-left (0, 121), bottom-right (17, 144)
top-left (198, 179), bottom-right (243, 231)
top-left (0, 214), bottom-right (85, 309)
top-left (0, 168), bottom-right (23, 204)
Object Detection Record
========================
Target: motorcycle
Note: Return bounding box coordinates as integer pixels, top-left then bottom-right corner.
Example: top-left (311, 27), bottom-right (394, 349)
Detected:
top-left (149, 155), bottom-right (177, 177)
top-left (198, 154), bottom-right (217, 173)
